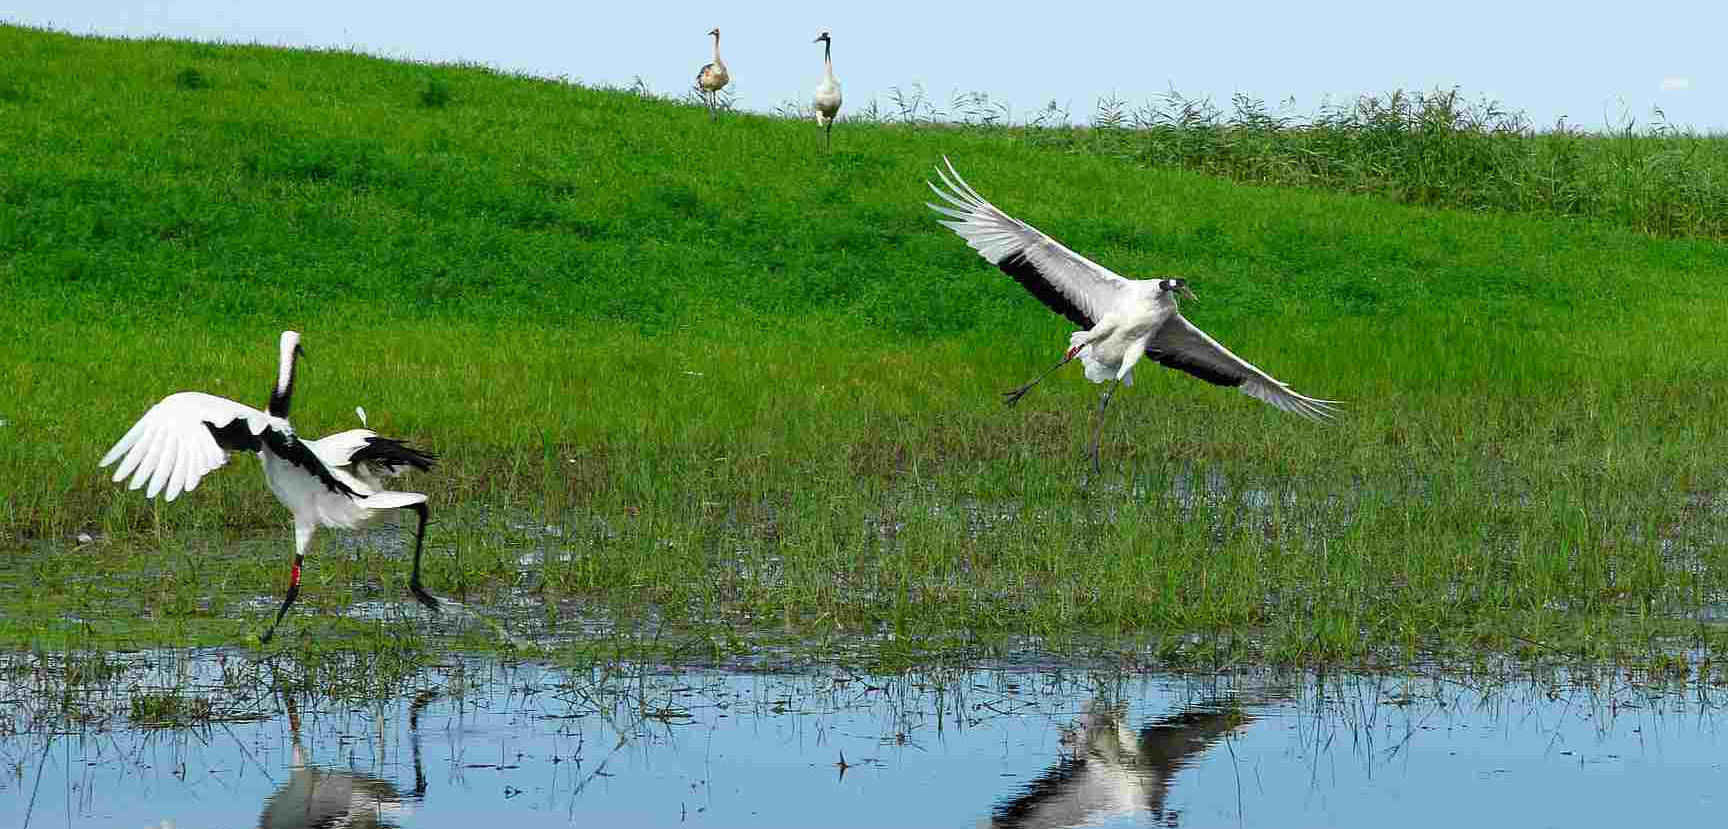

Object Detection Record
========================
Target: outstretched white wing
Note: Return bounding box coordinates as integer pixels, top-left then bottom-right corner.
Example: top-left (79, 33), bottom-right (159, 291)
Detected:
top-left (98, 392), bottom-right (277, 502)
top-left (927, 156), bottom-right (1130, 329)
top-left (1148, 316), bottom-right (1340, 421)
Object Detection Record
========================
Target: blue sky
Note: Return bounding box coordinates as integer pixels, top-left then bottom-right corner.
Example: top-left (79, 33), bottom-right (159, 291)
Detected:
top-left (9, 1), bottom-right (1722, 132)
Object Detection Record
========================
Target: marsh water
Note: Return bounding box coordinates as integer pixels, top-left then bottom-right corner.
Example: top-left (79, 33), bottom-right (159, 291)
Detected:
top-left (3, 650), bottom-right (1724, 828)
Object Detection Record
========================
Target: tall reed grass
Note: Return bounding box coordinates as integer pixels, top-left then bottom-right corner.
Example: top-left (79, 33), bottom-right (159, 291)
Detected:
top-left (848, 85), bottom-right (1728, 240)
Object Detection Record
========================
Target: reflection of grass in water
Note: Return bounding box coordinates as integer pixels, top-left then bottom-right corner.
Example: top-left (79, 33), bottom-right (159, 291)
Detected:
top-left (0, 634), bottom-right (447, 736)
top-left (1, 646), bottom-right (1719, 754)
top-left (130, 690), bottom-right (214, 726)
top-left (8, 656), bottom-right (1725, 829)
top-left (2, 25), bottom-right (1728, 667)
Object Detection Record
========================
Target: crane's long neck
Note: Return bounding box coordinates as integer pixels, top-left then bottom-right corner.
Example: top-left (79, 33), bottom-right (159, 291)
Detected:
top-left (712, 32), bottom-right (722, 63)
top-left (269, 335), bottom-right (299, 417)
top-left (823, 40), bottom-right (832, 74)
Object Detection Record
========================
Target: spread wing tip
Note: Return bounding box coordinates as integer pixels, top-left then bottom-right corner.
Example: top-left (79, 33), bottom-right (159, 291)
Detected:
top-left (1289, 395), bottom-right (1342, 421)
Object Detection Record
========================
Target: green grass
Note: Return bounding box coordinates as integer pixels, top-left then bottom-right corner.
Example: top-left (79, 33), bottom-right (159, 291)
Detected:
top-left (885, 85), bottom-right (1728, 241)
top-left (3, 24), bottom-right (1728, 669)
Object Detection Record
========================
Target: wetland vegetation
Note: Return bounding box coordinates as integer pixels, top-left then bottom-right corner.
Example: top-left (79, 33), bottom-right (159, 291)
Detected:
top-left (2, 24), bottom-right (1728, 677)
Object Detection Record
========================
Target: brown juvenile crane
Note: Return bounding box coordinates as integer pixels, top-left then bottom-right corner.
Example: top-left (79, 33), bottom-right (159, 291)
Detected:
top-left (696, 27), bottom-right (730, 121)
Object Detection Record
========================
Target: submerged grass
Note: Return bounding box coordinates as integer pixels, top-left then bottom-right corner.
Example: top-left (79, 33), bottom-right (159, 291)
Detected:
top-left (2, 25), bottom-right (1728, 667)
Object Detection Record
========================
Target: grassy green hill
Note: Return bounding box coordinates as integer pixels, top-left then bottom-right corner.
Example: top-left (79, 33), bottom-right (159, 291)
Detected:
top-left (4, 25), bottom-right (1728, 667)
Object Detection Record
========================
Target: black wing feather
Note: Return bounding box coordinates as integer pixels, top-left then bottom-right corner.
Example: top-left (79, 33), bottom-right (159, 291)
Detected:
top-left (261, 429), bottom-right (360, 498)
top-left (204, 419), bottom-right (263, 453)
top-left (1147, 349), bottom-right (1245, 387)
top-left (1146, 316), bottom-right (1249, 388)
top-left (999, 251), bottom-right (1094, 329)
top-left (351, 437), bottom-right (437, 474)
top-left (990, 752), bottom-right (1087, 826)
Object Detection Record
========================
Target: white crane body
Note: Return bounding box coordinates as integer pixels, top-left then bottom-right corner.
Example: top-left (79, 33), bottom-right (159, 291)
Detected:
top-left (811, 32), bottom-right (842, 148)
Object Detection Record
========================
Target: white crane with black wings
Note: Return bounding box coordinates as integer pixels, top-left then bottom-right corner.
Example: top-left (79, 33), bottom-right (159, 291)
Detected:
top-left (98, 330), bottom-right (442, 643)
top-left (811, 31), bottom-right (842, 149)
top-left (926, 157), bottom-right (1338, 471)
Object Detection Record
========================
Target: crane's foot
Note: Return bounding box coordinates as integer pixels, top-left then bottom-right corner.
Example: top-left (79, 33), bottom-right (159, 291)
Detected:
top-left (410, 579), bottom-right (444, 613)
top-left (259, 621), bottom-right (288, 645)
top-left (1003, 386), bottom-right (1033, 407)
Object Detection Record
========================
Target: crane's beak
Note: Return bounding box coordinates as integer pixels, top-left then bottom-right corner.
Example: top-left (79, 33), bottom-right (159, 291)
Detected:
top-left (1178, 285), bottom-right (1197, 302)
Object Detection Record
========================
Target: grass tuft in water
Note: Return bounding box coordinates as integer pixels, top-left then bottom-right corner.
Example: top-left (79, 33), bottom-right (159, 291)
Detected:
top-left (129, 690), bottom-right (216, 726)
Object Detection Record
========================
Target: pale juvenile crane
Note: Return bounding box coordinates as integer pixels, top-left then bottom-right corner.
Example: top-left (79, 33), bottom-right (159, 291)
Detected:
top-left (98, 330), bottom-right (442, 643)
top-left (696, 27), bottom-right (730, 122)
top-left (811, 31), bottom-right (842, 149)
top-left (926, 158), bottom-right (1338, 472)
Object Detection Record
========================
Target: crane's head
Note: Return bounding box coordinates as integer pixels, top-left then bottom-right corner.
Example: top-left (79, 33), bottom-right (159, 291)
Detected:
top-left (813, 31), bottom-right (831, 44)
top-left (1158, 278), bottom-right (1197, 302)
top-left (708, 27), bottom-right (719, 37)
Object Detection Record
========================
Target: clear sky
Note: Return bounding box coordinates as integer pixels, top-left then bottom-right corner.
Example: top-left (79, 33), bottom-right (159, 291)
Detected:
top-left (8, 1), bottom-right (1723, 132)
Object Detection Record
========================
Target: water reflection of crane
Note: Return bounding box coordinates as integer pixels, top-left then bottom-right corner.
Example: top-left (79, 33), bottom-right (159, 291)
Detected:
top-left (257, 691), bottom-right (437, 829)
top-left (991, 699), bottom-right (1257, 829)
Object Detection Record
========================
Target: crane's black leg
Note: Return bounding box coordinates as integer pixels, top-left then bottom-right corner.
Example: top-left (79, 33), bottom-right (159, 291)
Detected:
top-left (408, 690), bottom-right (438, 795)
top-left (1089, 377), bottom-right (1123, 475)
top-left (406, 502), bottom-right (442, 612)
top-left (1004, 352), bottom-right (1079, 407)
top-left (260, 553), bottom-right (304, 644)
top-left (824, 119), bottom-right (833, 151)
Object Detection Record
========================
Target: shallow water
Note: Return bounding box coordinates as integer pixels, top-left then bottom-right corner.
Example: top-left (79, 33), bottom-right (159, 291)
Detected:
top-left (3, 652), bottom-right (1725, 828)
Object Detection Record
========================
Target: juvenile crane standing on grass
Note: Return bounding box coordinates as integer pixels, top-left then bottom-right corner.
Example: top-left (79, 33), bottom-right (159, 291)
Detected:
top-left (696, 27), bottom-right (730, 121)
top-left (926, 158), bottom-right (1339, 473)
top-left (811, 31), bottom-right (842, 149)
top-left (98, 330), bottom-right (443, 643)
